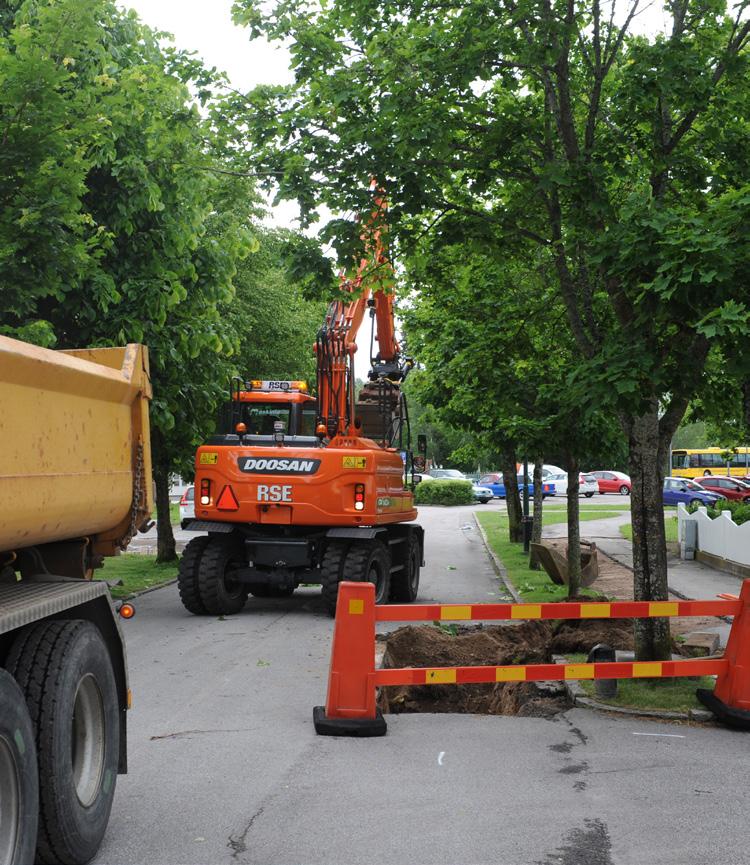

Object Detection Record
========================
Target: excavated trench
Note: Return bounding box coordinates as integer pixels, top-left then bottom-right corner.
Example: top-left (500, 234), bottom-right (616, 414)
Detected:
top-left (376, 615), bottom-right (637, 718)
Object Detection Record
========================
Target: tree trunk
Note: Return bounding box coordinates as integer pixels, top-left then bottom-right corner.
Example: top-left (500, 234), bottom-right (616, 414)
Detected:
top-left (628, 409), bottom-right (671, 661)
top-left (501, 448), bottom-right (522, 542)
top-left (565, 452), bottom-right (581, 596)
top-left (154, 466), bottom-right (177, 563)
top-left (529, 455), bottom-right (544, 569)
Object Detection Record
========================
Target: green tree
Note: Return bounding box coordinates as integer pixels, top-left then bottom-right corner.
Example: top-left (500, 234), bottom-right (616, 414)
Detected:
top-left (0, 0), bottom-right (257, 561)
top-left (230, 0), bottom-right (750, 659)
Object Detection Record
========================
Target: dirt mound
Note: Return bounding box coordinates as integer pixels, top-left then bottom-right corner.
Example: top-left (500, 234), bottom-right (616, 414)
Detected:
top-left (550, 618), bottom-right (635, 654)
top-left (378, 622), bottom-right (571, 717)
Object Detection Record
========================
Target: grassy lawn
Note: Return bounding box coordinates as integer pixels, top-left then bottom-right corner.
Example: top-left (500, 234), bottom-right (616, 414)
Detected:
top-left (169, 503), bottom-right (180, 525)
top-left (476, 509), bottom-right (620, 602)
top-left (99, 554), bottom-right (178, 599)
top-left (577, 672), bottom-right (714, 712)
top-left (620, 515), bottom-right (678, 544)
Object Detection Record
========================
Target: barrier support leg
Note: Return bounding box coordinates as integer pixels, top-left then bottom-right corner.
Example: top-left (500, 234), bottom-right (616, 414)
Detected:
top-left (313, 581), bottom-right (386, 737)
top-left (698, 579), bottom-right (750, 730)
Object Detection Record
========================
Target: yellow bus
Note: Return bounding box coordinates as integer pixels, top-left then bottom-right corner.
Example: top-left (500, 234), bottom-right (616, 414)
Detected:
top-left (671, 447), bottom-right (750, 478)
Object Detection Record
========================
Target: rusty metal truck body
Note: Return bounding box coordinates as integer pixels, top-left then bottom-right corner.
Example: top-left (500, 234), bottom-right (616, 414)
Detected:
top-left (0, 335), bottom-right (152, 865)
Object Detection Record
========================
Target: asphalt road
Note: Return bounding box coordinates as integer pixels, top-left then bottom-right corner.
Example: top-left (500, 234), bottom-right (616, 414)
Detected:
top-left (97, 503), bottom-right (748, 865)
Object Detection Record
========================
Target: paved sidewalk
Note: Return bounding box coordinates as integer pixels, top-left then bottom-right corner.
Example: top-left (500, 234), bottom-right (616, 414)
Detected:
top-left (543, 513), bottom-right (742, 645)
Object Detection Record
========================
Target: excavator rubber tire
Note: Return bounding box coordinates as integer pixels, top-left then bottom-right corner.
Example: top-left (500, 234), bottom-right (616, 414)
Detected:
top-left (320, 540), bottom-right (350, 615)
top-left (177, 535), bottom-right (211, 615)
top-left (198, 536), bottom-right (249, 616)
top-left (343, 541), bottom-right (391, 605)
top-left (389, 533), bottom-right (420, 603)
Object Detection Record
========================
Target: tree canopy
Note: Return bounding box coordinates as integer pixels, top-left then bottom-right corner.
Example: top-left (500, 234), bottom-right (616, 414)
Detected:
top-left (230, 0), bottom-right (750, 658)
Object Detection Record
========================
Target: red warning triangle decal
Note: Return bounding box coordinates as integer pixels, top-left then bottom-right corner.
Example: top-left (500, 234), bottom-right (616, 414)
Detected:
top-left (216, 485), bottom-right (240, 511)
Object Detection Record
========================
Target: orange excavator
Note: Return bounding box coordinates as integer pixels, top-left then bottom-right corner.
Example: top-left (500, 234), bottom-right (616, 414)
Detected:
top-left (177, 187), bottom-right (425, 615)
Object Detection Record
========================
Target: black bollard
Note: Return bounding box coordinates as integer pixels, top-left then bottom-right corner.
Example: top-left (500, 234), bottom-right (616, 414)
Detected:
top-left (587, 643), bottom-right (617, 699)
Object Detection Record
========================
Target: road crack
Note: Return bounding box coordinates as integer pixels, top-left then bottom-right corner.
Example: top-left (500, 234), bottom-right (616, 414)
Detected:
top-left (228, 807), bottom-right (265, 860)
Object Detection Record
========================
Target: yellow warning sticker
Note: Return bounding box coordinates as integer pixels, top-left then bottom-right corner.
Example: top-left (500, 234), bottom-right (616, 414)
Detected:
top-left (511, 604), bottom-right (541, 619)
top-left (426, 669), bottom-right (457, 684)
top-left (342, 456), bottom-right (367, 469)
top-left (632, 662), bottom-right (663, 678)
top-left (649, 602), bottom-right (678, 617)
top-left (441, 605), bottom-right (472, 620)
top-left (496, 667), bottom-right (526, 682)
top-left (565, 664), bottom-right (595, 679)
top-left (199, 452), bottom-right (218, 465)
top-left (581, 603), bottom-right (611, 619)
top-left (348, 599), bottom-right (364, 616)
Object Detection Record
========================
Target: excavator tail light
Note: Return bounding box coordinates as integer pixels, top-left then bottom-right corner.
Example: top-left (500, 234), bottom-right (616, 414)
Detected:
top-left (200, 478), bottom-right (211, 506)
top-left (354, 483), bottom-right (365, 511)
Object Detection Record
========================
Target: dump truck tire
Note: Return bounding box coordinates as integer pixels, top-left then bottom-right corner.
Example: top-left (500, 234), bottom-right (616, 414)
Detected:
top-left (198, 537), bottom-right (249, 616)
top-left (8, 621), bottom-right (119, 865)
top-left (320, 541), bottom-right (349, 615)
top-left (0, 668), bottom-right (38, 865)
top-left (177, 535), bottom-right (211, 615)
top-left (343, 542), bottom-right (391, 605)
top-left (389, 534), bottom-right (420, 603)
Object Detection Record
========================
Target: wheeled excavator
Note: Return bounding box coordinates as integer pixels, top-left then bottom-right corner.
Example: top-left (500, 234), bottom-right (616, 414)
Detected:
top-left (177, 187), bottom-right (424, 615)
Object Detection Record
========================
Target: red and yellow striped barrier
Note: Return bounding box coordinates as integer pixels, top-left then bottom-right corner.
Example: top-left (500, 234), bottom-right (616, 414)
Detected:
top-left (313, 581), bottom-right (750, 736)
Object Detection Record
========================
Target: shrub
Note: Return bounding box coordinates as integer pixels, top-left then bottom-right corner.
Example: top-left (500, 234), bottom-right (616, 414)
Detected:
top-left (687, 499), bottom-right (750, 525)
top-left (414, 479), bottom-right (474, 506)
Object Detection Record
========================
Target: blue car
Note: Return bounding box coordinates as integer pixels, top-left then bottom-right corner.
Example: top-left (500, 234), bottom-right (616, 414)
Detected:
top-left (478, 473), bottom-right (555, 499)
top-left (663, 477), bottom-right (725, 506)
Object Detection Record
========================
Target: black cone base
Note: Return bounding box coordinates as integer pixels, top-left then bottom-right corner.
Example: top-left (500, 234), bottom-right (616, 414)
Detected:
top-left (313, 706), bottom-right (387, 737)
top-left (696, 688), bottom-right (750, 730)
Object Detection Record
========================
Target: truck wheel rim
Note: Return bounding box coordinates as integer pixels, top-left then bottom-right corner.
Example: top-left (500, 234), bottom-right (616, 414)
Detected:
top-left (72, 674), bottom-right (105, 807)
top-left (0, 734), bottom-right (20, 865)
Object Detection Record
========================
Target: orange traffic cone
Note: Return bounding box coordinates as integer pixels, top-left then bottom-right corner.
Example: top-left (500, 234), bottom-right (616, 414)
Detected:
top-left (697, 579), bottom-right (750, 729)
top-left (313, 581), bottom-right (387, 736)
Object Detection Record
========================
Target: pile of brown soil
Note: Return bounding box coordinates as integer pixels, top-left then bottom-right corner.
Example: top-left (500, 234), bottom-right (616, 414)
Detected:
top-left (378, 621), bottom-right (572, 718)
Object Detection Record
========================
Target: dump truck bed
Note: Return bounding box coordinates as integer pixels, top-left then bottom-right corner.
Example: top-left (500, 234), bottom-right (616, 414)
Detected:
top-left (0, 336), bottom-right (153, 560)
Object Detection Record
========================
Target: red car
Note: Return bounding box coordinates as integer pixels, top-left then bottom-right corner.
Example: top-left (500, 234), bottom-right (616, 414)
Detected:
top-left (589, 470), bottom-right (632, 495)
top-left (695, 476), bottom-right (750, 502)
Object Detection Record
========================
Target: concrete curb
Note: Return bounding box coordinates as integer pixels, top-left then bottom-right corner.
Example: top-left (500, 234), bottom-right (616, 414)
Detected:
top-left (473, 513), bottom-right (521, 602)
top-left (562, 675), bottom-right (714, 725)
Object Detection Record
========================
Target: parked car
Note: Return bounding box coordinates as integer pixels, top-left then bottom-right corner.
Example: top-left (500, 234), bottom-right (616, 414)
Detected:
top-left (589, 470), bottom-right (632, 496)
top-left (426, 469), bottom-right (493, 503)
top-left (477, 473), bottom-right (555, 499)
top-left (472, 482), bottom-right (494, 504)
top-left (695, 476), bottom-right (750, 502)
top-left (179, 485), bottom-right (195, 522)
top-left (663, 477), bottom-right (726, 507)
top-left (544, 472), bottom-right (599, 497)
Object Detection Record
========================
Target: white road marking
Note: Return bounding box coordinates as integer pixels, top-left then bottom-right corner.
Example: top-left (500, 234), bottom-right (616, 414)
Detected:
top-left (631, 732), bottom-right (686, 738)
top-left (438, 751), bottom-right (446, 765)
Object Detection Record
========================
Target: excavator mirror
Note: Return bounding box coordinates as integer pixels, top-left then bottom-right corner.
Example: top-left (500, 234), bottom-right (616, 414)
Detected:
top-left (417, 434), bottom-right (427, 455)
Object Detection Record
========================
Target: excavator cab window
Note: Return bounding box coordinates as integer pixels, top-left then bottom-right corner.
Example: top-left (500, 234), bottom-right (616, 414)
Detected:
top-left (239, 403), bottom-right (291, 436)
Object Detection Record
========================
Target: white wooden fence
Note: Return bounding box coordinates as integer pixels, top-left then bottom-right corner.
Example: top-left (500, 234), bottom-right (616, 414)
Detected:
top-left (677, 502), bottom-right (750, 567)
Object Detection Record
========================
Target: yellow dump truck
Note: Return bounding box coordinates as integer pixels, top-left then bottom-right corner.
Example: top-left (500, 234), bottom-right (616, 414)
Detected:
top-left (0, 335), bottom-right (152, 865)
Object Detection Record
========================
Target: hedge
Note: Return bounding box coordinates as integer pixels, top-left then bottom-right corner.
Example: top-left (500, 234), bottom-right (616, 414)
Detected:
top-left (414, 479), bottom-right (474, 506)
top-left (687, 498), bottom-right (750, 526)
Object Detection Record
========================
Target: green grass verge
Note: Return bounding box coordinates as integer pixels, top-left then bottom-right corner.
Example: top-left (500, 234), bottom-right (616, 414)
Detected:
top-left (619, 515), bottom-right (678, 544)
top-left (99, 554), bottom-right (178, 599)
top-left (476, 511), bottom-right (611, 602)
top-left (577, 671), bottom-right (715, 713)
top-left (169, 503), bottom-right (180, 525)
